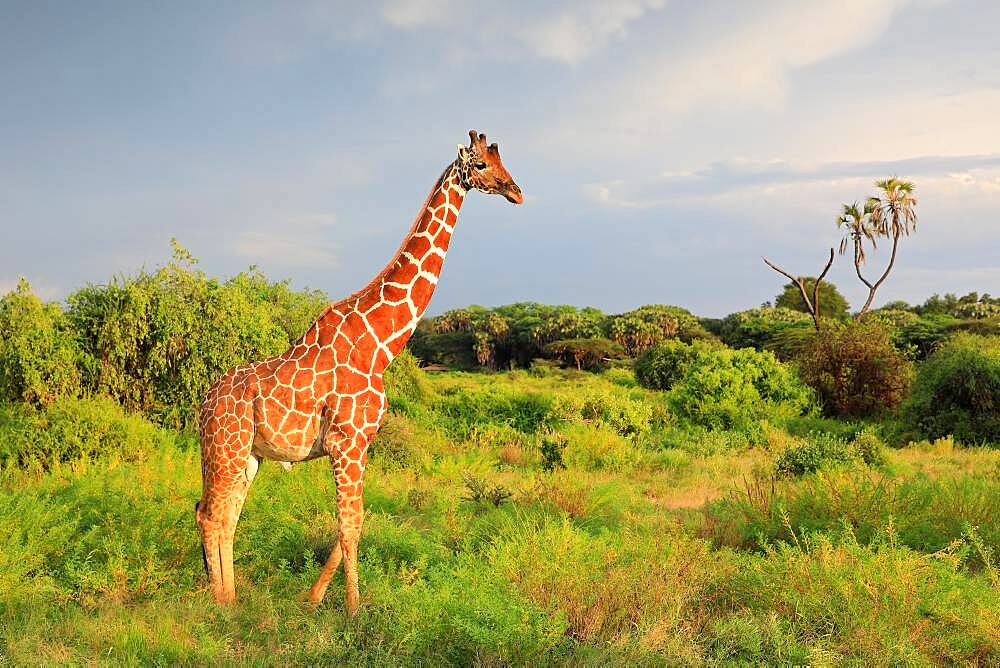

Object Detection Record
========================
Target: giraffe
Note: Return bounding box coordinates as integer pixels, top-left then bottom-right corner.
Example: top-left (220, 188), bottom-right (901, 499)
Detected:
top-left (195, 130), bottom-right (522, 613)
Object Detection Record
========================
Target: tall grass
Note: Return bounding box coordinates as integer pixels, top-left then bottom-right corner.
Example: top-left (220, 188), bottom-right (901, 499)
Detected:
top-left (1, 368), bottom-right (998, 664)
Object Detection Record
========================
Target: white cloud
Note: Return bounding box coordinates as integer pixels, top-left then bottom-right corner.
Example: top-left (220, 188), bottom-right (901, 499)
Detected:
top-left (589, 154), bottom-right (1000, 208)
top-left (235, 214), bottom-right (340, 268)
top-left (380, 0), bottom-right (454, 28)
top-left (517, 0), bottom-right (667, 64)
top-left (536, 0), bottom-right (938, 159)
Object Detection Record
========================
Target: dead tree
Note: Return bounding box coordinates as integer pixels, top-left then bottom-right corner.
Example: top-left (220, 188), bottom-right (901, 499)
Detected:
top-left (762, 248), bottom-right (835, 331)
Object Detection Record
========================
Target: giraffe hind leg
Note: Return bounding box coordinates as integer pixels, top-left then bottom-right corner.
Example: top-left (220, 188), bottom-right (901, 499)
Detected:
top-left (198, 430), bottom-right (257, 604)
top-left (196, 500), bottom-right (226, 602)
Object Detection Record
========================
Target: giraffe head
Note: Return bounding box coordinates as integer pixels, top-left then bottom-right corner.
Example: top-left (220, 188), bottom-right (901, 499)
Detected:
top-left (456, 130), bottom-right (523, 204)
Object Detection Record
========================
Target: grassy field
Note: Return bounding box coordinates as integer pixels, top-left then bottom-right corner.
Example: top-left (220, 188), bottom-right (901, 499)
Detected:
top-left (2, 367), bottom-right (999, 665)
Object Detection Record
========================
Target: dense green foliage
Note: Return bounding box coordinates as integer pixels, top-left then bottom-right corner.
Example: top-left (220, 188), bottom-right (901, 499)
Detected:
top-left (718, 306), bottom-right (812, 352)
top-left (795, 320), bottom-right (913, 418)
top-left (774, 277), bottom-right (851, 320)
top-left (412, 302), bottom-right (714, 371)
top-left (665, 347), bottom-right (814, 433)
top-left (903, 334), bottom-right (1000, 443)
top-left (634, 339), bottom-right (715, 390)
top-left (66, 246), bottom-right (328, 429)
top-left (773, 428), bottom-right (886, 476)
top-left (1, 244), bottom-right (329, 430)
top-left (0, 396), bottom-right (185, 468)
top-left (0, 278), bottom-right (86, 406)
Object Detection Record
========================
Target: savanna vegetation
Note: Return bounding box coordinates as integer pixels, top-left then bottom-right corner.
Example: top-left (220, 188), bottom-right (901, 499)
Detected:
top-left (2, 232), bottom-right (1000, 665)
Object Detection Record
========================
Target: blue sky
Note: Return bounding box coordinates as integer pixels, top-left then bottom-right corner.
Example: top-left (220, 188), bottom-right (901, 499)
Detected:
top-left (2, 0), bottom-right (998, 316)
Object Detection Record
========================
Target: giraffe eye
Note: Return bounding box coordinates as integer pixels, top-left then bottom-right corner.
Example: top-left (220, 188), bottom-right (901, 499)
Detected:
top-left (474, 162), bottom-right (487, 170)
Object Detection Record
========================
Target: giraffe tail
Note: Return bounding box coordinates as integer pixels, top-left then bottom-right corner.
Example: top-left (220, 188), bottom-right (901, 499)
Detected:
top-left (195, 501), bottom-right (209, 575)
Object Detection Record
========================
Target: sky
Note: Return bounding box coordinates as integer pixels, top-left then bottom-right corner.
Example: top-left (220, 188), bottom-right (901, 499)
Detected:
top-left (2, 0), bottom-right (998, 317)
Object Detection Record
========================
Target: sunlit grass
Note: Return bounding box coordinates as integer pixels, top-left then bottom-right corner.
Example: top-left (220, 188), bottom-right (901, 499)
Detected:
top-left (1, 368), bottom-right (998, 664)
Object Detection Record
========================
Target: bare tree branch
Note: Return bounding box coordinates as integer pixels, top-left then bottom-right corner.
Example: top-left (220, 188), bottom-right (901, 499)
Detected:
top-left (813, 248), bottom-right (835, 327)
top-left (762, 248), bottom-right (834, 331)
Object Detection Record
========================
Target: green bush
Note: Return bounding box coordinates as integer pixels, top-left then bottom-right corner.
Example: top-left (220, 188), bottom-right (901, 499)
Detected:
top-left (0, 279), bottom-right (87, 406)
top-left (66, 244), bottom-right (325, 430)
top-left (897, 313), bottom-right (957, 359)
top-left (0, 396), bottom-right (178, 468)
top-left (794, 320), bottom-right (913, 418)
top-left (579, 389), bottom-right (655, 436)
top-left (634, 339), bottom-right (716, 390)
top-left (773, 429), bottom-right (885, 477)
top-left (666, 347), bottom-right (813, 432)
top-left (367, 413), bottom-right (418, 469)
top-left (902, 334), bottom-right (1000, 443)
top-left (773, 433), bottom-right (857, 476)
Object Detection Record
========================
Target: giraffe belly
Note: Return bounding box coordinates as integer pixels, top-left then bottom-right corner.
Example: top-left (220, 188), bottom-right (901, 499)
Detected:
top-left (251, 432), bottom-right (327, 463)
top-left (252, 406), bottom-right (328, 462)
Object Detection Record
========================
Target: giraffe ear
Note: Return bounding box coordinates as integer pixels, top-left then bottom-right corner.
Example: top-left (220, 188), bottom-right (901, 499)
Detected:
top-left (457, 145), bottom-right (469, 161)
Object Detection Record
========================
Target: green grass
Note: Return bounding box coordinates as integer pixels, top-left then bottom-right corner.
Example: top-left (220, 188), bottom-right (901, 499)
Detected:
top-left (2, 368), bottom-right (999, 665)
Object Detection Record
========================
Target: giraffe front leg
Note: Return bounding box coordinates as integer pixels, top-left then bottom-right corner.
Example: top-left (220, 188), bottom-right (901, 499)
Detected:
top-left (338, 487), bottom-right (365, 616)
top-left (305, 429), bottom-right (371, 614)
top-left (307, 541), bottom-right (342, 604)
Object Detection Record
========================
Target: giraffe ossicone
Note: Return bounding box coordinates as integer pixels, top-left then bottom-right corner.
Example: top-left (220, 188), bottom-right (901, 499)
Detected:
top-left (195, 130), bottom-right (522, 612)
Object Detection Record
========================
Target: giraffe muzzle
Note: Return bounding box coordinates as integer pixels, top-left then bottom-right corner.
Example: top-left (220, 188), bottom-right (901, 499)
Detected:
top-left (504, 183), bottom-right (523, 204)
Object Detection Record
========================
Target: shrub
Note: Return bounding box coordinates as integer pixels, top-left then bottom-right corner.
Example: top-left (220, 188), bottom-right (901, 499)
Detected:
top-left (897, 313), bottom-right (957, 359)
top-left (773, 429), bottom-right (885, 477)
top-left (540, 432), bottom-right (568, 472)
top-left (579, 390), bottom-right (655, 436)
top-left (634, 339), bottom-right (716, 390)
top-left (762, 325), bottom-right (817, 361)
top-left (0, 279), bottom-right (87, 406)
top-left (0, 396), bottom-right (175, 468)
top-left (902, 334), bottom-right (1000, 443)
top-left (794, 320), bottom-right (913, 418)
top-left (773, 433), bottom-right (857, 476)
top-left (461, 472), bottom-right (513, 507)
top-left (851, 427), bottom-right (887, 467)
top-left (65, 244), bottom-right (316, 429)
top-left (667, 348), bottom-right (813, 432)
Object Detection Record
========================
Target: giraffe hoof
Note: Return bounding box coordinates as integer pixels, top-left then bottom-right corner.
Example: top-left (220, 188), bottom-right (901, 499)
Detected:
top-left (279, 461), bottom-right (293, 471)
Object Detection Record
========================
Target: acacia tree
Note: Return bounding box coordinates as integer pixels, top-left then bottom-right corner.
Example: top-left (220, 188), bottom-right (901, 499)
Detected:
top-left (838, 177), bottom-right (918, 317)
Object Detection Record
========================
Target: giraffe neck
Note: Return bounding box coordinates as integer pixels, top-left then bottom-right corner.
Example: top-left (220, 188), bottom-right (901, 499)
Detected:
top-left (307, 161), bottom-right (466, 376)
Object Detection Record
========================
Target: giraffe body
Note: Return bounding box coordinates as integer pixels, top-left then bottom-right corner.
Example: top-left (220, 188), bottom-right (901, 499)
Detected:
top-left (196, 131), bottom-right (521, 611)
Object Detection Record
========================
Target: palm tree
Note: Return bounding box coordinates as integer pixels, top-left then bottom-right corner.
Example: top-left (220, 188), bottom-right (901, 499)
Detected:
top-left (837, 198), bottom-right (879, 265)
top-left (845, 177), bottom-right (918, 317)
